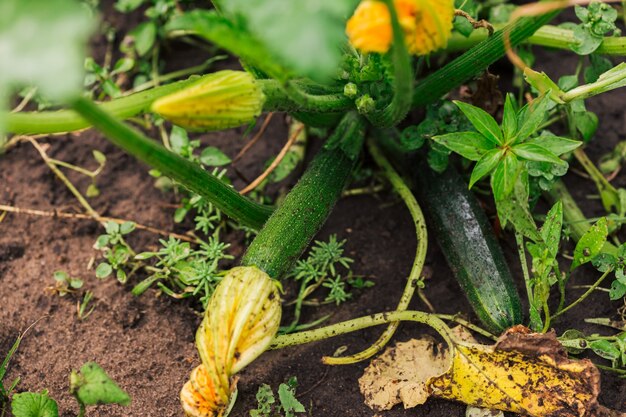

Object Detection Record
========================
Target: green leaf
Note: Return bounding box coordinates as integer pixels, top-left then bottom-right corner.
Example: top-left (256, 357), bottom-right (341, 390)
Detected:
top-left (95, 263), bottom-right (113, 279)
top-left (585, 55), bottom-right (613, 84)
top-left (591, 252), bottom-right (617, 272)
top-left (453, 101), bottom-right (503, 145)
top-left (12, 391), bottom-right (59, 417)
top-left (609, 280), bottom-right (626, 300)
top-left (0, 0), bottom-right (95, 133)
top-left (130, 22), bottom-right (157, 57)
top-left (92, 150), bottom-right (107, 164)
top-left (453, 16), bottom-right (474, 37)
top-left (114, 0), bottom-right (146, 13)
top-left (70, 363), bottom-right (131, 407)
top-left (571, 25), bottom-right (603, 55)
top-left (120, 221), bottom-right (136, 235)
top-left (170, 126), bottom-right (189, 155)
top-left (572, 217), bottom-right (608, 270)
top-left (589, 339), bottom-right (621, 362)
top-left (502, 94), bottom-right (517, 140)
top-left (495, 171), bottom-right (541, 242)
top-left (541, 201), bottom-right (563, 258)
top-left (515, 94), bottom-right (552, 142)
top-left (220, 0), bottom-right (359, 80)
top-left (522, 70), bottom-right (564, 104)
top-left (512, 143), bottom-right (564, 165)
top-left (431, 131), bottom-right (495, 161)
top-left (200, 147), bottom-right (232, 167)
top-left (574, 111), bottom-right (598, 142)
top-left (277, 380), bottom-right (305, 416)
top-left (469, 148), bottom-right (503, 189)
top-left (490, 152), bottom-right (519, 201)
top-left (525, 135), bottom-right (582, 156)
top-left (104, 221), bottom-right (120, 235)
top-left (85, 184), bottom-right (100, 198)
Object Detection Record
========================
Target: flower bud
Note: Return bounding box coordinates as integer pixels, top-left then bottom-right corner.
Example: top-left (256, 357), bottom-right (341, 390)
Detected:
top-left (152, 70), bottom-right (266, 131)
top-left (181, 266), bottom-right (281, 417)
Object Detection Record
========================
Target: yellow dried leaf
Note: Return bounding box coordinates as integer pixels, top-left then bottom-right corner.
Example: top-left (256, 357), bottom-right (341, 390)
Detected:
top-left (359, 337), bottom-right (449, 410)
top-left (360, 326), bottom-right (623, 417)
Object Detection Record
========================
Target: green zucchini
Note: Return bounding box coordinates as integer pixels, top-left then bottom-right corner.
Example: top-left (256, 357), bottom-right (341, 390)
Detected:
top-left (415, 163), bottom-right (522, 333)
top-left (242, 111), bottom-right (365, 278)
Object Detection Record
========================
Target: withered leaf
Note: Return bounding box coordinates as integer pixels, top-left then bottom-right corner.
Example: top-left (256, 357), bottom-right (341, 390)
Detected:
top-left (358, 337), bottom-right (449, 411)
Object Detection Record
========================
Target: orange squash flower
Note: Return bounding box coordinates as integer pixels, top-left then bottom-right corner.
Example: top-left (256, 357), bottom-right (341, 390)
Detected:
top-left (346, 0), bottom-right (455, 55)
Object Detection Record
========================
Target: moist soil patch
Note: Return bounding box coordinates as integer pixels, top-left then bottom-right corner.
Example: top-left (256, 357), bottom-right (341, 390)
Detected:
top-left (1, 6), bottom-right (626, 417)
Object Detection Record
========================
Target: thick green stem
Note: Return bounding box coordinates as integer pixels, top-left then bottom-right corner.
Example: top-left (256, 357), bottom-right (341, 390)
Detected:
top-left (322, 139), bottom-right (427, 365)
top-left (6, 78), bottom-right (349, 135)
top-left (70, 97), bottom-right (273, 230)
top-left (270, 310), bottom-right (453, 351)
top-left (446, 24), bottom-right (626, 56)
top-left (241, 112), bottom-right (365, 278)
top-left (6, 78), bottom-right (199, 134)
top-left (365, 0), bottom-right (413, 127)
top-left (544, 180), bottom-right (618, 255)
top-left (413, 12), bottom-right (559, 107)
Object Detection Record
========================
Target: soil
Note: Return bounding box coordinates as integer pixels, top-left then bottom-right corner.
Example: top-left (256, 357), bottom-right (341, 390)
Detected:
top-left (1, 4), bottom-right (626, 417)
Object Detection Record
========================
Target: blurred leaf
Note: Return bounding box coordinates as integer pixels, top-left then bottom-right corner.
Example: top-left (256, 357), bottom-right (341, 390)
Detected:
top-left (70, 363), bottom-right (130, 407)
top-left (95, 263), bottom-right (113, 279)
top-left (585, 55), bottom-right (613, 83)
top-left (11, 391), bottom-right (58, 417)
top-left (219, 0), bottom-right (359, 80)
top-left (131, 21), bottom-right (157, 57)
top-left (200, 147), bottom-right (232, 167)
top-left (0, 0), bottom-right (95, 131)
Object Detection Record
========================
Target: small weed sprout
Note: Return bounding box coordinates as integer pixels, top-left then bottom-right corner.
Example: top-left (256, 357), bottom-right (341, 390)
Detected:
top-left (250, 377), bottom-right (306, 417)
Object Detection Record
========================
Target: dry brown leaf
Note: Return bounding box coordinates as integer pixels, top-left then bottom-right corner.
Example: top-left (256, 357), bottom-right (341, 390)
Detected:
top-left (358, 337), bottom-right (449, 410)
top-left (359, 325), bottom-right (625, 417)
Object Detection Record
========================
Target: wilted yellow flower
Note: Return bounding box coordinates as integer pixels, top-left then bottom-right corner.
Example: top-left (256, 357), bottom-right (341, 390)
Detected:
top-left (346, 0), bottom-right (455, 55)
top-left (152, 70), bottom-right (265, 131)
top-left (181, 266), bottom-right (282, 417)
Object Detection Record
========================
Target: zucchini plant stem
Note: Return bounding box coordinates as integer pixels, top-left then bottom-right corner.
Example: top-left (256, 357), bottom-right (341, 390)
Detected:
top-left (241, 112), bottom-right (365, 278)
top-left (322, 139), bottom-right (428, 365)
top-left (269, 310), bottom-right (453, 351)
top-left (70, 97), bottom-right (274, 230)
top-left (5, 78), bottom-right (349, 135)
top-left (365, 0), bottom-right (413, 127)
top-left (412, 11), bottom-right (560, 107)
top-left (446, 24), bottom-right (626, 56)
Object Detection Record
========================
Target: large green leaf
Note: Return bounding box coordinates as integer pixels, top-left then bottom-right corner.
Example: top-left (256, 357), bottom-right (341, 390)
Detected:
top-left (525, 135), bottom-right (582, 156)
top-left (220, 0), bottom-right (359, 80)
top-left (514, 94), bottom-right (552, 142)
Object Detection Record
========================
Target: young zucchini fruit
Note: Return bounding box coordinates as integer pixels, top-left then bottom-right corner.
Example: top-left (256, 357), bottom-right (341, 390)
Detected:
top-left (414, 163), bottom-right (522, 333)
top-left (242, 111), bottom-right (365, 278)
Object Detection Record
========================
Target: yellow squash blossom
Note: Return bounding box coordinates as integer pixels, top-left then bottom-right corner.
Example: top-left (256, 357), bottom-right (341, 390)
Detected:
top-left (181, 266), bottom-right (282, 417)
top-left (346, 0), bottom-right (455, 55)
top-left (152, 70), bottom-right (265, 132)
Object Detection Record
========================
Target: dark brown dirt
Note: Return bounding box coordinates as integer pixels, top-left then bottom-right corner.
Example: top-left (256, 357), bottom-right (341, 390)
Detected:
top-left (1, 5), bottom-right (626, 417)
